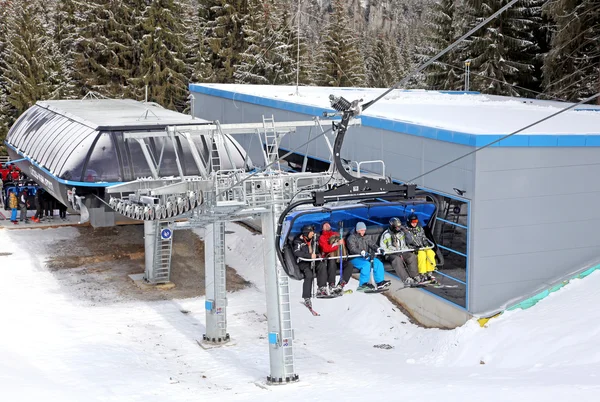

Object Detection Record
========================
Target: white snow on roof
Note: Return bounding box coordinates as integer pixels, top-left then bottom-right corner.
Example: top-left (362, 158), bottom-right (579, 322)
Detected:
top-left (37, 99), bottom-right (209, 129)
top-left (193, 84), bottom-right (600, 136)
top-left (1, 223), bottom-right (599, 401)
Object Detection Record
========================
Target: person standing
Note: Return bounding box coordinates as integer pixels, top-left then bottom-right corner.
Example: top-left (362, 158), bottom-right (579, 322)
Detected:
top-left (32, 189), bottom-right (44, 223)
top-left (380, 217), bottom-right (420, 286)
top-left (43, 192), bottom-right (54, 220)
top-left (19, 189), bottom-right (29, 223)
top-left (58, 201), bottom-right (67, 220)
top-left (8, 190), bottom-right (18, 223)
top-left (347, 222), bottom-right (390, 291)
top-left (0, 177), bottom-right (4, 208)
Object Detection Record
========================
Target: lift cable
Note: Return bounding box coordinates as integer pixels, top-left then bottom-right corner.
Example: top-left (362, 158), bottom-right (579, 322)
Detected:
top-left (362, 0), bottom-right (520, 111)
top-left (407, 91), bottom-right (600, 183)
top-left (213, 0), bottom-right (522, 200)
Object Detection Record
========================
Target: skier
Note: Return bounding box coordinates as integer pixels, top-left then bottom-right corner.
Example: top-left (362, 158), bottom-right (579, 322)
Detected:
top-left (379, 217), bottom-right (420, 286)
top-left (347, 222), bottom-right (390, 291)
top-left (292, 225), bottom-right (328, 307)
top-left (319, 221), bottom-right (353, 294)
top-left (405, 214), bottom-right (437, 283)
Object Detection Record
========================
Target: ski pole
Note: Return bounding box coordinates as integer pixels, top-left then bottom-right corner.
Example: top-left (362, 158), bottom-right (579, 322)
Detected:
top-left (338, 221), bottom-right (344, 280)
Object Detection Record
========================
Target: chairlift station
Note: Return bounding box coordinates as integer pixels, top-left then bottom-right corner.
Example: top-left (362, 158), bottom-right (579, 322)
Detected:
top-left (190, 83), bottom-right (600, 318)
top-left (5, 85), bottom-right (600, 384)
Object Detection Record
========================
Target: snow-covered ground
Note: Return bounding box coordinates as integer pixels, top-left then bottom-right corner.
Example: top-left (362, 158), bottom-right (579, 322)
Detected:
top-left (1, 224), bottom-right (599, 401)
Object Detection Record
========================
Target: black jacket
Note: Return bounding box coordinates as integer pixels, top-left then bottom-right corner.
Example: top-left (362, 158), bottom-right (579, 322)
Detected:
top-left (292, 234), bottom-right (314, 260)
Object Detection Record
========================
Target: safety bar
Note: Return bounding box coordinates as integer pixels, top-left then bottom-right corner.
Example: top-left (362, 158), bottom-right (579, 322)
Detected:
top-left (297, 245), bottom-right (434, 262)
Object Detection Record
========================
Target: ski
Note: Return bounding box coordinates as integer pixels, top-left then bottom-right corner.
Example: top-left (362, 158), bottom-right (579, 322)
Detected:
top-left (316, 293), bottom-right (340, 299)
top-left (300, 301), bottom-right (320, 316)
top-left (343, 289), bottom-right (353, 295)
top-left (356, 287), bottom-right (389, 294)
top-left (425, 283), bottom-right (459, 289)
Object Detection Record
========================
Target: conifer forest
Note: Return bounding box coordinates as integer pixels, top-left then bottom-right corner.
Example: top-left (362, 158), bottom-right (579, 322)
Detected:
top-left (0, 0), bottom-right (598, 146)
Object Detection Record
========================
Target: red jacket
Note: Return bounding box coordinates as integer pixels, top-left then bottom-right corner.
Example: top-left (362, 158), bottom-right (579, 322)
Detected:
top-left (319, 230), bottom-right (340, 256)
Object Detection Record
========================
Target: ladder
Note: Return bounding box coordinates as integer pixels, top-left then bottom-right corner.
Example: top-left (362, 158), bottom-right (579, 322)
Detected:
top-left (153, 221), bottom-right (173, 283)
top-left (213, 222), bottom-right (228, 337)
top-left (263, 115), bottom-right (280, 169)
top-left (210, 131), bottom-right (221, 173)
top-left (277, 263), bottom-right (295, 378)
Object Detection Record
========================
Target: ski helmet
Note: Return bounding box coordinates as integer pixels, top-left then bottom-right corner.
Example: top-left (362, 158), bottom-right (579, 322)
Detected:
top-left (301, 225), bottom-right (315, 237)
top-left (408, 214), bottom-right (419, 225)
top-left (389, 217), bottom-right (402, 232)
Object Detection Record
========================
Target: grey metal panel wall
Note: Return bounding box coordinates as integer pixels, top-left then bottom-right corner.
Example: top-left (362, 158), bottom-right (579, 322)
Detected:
top-left (470, 147), bottom-right (600, 314)
top-left (192, 91), bottom-right (477, 197)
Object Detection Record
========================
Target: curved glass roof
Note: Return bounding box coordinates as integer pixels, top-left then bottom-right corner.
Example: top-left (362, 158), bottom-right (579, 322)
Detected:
top-left (5, 100), bottom-right (250, 183)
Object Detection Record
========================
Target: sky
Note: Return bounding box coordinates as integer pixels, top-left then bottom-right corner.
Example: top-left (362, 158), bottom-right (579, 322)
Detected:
top-left (1, 223), bottom-right (598, 402)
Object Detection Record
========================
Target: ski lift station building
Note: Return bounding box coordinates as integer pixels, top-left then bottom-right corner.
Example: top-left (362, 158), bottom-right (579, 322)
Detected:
top-left (190, 83), bottom-right (600, 322)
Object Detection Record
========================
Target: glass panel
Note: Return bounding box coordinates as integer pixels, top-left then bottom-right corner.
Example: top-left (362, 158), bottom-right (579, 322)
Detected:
top-left (58, 134), bottom-right (97, 181)
top-left (13, 108), bottom-right (44, 149)
top-left (113, 132), bottom-right (132, 181)
top-left (154, 137), bottom-right (179, 177)
top-left (47, 122), bottom-right (92, 173)
top-left (10, 107), bottom-right (38, 147)
top-left (6, 108), bottom-right (32, 145)
top-left (32, 116), bottom-right (65, 166)
top-left (128, 139), bottom-right (153, 179)
top-left (192, 136), bottom-right (210, 166)
top-left (83, 132), bottom-right (121, 182)
top-left (41, 119), bottom-right (76, 171)
top-left (178, 137), bottom-right (200, 176)
top-left (21, 109), bottom-right (53, 153)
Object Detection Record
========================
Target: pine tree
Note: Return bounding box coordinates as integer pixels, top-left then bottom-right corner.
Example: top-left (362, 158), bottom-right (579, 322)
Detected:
top-left (131, 0), bottom-right (190, 111)
top-left (0, 0), bottom-right (10, 144)
top-left (201, 0), bottom-right (249, 83)
top-left (542, 0), bottom-right (600, 102)
top-left (317, 0), bottom-right (366, 87)
top-left (74, 0), bottom-right (142, 97)
top-left (1, 0), bottom-right (69, 129)
top-left (461, 0), bottom-right (540, 96)
top-left (421, 0), bottom-right (463, 90)
top-left (234, 0), bottom-right (299, 85)
top-left (52, 0), bottom-right (80, 97)
top-left (365, 33), bottom-right (404, 88)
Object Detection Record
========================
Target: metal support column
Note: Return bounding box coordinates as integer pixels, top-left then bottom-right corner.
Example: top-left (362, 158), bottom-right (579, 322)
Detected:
top-left (203, 222), bottom-right (230, 343)
top-left (144, 220), bottom-right (173, 284)
top-left (262, 207), bottom-right (298, 384)
top-left (144, 220), bottom-right (157, 282)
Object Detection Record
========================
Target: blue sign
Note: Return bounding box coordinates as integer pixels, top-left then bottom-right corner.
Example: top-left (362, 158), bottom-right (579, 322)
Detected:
top-left (161, 228), bottom-right (172, 240)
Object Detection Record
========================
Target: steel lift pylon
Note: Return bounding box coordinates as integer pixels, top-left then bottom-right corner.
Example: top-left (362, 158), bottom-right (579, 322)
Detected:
top-left (104, 116), bottom-right (359, 384)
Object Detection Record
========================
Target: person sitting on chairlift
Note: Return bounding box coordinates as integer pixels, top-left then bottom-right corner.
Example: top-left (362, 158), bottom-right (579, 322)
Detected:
top-left (380, 217), bottom-right (421, 286)
top-left (319, 221), bottom-right (353, 295)
top-left (292, 225), bottom-right (329, 308)
top-left (347, 222), bottom-right (390, 291)
top-left (405, 214), bottom-right (438, 284)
